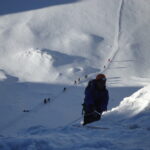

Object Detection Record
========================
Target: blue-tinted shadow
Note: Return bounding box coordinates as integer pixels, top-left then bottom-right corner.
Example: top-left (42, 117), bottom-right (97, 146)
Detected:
top-left (0, 0), bottom-right (82, 15)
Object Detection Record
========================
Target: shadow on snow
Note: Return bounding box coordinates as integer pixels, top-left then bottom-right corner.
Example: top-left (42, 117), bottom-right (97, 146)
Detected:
top-left (0, 74), bottom-right (141, 134)
top-left (0, 0), bottom-right (82, 15)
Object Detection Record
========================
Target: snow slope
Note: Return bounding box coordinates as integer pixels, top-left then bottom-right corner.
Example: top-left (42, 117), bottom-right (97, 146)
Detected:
top-left (0, 0), bottom-right (150, 85)
top-left (0, 0), bottom-right (150, 149)
top-left (0, 0), bottom-right (119, 83)
top-left (105, 85), bottom-right (150, 128)
top-left (105, 0), bottom-right (150, 86)
top-left (0, 0), bottom-right (149, 85)
top-left (0, 85), bottom-right (150, 150)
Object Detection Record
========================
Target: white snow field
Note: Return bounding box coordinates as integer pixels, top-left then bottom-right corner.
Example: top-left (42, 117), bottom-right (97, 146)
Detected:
top-left (0, 0), bottom-right (150, 149)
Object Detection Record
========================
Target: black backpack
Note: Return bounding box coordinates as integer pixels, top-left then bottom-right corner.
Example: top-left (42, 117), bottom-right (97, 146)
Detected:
top-left (82, 79), bottom-right (106, 114)
top-left (82, 80), bottom-right (95, 114)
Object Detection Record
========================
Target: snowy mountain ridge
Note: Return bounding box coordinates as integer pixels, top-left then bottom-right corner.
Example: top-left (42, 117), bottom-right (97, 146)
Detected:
top-left (0, 0), bottom-right (150, 85)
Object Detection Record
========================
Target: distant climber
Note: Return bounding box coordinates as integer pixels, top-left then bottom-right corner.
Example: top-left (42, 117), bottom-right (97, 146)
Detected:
top-left (74, 80), bottom-right (77, 85)
top-left (47, 98), bottom-right (50, 102)
top-left (44, 98), bottom-right (51, 104)
top-left (78, 78), bottom-right (80, 82)
top-left (63, 87), bottom-right (67, 92)
top-left (23, 109), bottom-right (30, 112)
top-left (82, 74), bottom-right (109, 125)
top-left (85, 75), bottom-right (88, 79)
top-left (44, 98), bottom-right (47, 104)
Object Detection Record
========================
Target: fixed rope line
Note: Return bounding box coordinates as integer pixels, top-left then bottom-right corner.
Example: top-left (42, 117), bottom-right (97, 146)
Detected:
top-left (65, 116), bottom-right (83, 127)
top-left (21, 50), bottom-right (116, 127)
top-left (3, 38), bottom-right (119, 132)
top-left (66, 48), bottom-right (121, 125)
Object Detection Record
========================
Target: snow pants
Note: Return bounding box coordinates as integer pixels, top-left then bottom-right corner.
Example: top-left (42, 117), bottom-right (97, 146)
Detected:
top-left (83, 111), bottom-right (101, 125)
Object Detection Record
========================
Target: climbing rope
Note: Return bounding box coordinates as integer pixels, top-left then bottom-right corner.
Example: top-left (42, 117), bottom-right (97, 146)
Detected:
top-left (21, 56), bottom-right (114, 127)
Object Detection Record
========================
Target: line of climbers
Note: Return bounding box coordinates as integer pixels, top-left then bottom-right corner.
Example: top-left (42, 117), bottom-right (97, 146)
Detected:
top-left (23, 58), bottom-right (111, 126)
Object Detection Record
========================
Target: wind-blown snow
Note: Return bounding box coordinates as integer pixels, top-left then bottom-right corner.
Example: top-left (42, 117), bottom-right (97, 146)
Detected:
top-left (0, 0), bottom-right (150, 149)
top-left (0, 70), bottom-right (6, 80)
top-left (105, 85), bottom-right (150, 127)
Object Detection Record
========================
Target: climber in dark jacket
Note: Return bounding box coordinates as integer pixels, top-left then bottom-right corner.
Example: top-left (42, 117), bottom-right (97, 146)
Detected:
top-left (82, 74), bottom-right (109, 125)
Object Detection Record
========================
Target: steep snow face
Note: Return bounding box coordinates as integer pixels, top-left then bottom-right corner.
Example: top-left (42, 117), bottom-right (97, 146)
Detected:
top-left (106, 0), bottom-right (150, 86)
top-left (1, 0), bottom-right (150, 85)
top-left (0, 0), bottom-right (119, 83)
top-left (106, 85), bottom-right (150, 128)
